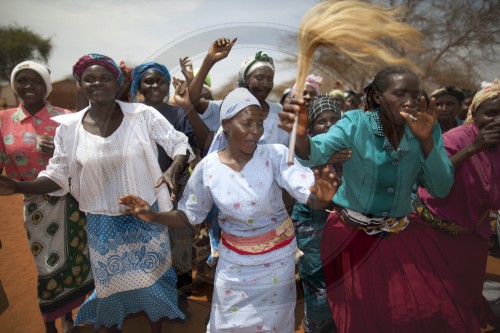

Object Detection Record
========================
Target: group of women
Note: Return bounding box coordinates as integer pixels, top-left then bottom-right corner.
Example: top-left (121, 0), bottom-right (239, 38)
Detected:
top-left (0, 34), bottom-right (499, 333)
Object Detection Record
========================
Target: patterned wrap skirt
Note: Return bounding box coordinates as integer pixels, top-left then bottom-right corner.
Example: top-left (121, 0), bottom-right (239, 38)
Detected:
top-left (23, 193), bottom-right (94, 322)
top-left (74, 202), bottom-right (184, 329)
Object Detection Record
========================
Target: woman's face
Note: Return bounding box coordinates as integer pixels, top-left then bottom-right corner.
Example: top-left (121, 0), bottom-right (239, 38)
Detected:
top-left (80, 65), bottom-right (120, 105)
top-left (310, 111), bottom-right (340, 136)
top-left (245, 67), bottom-right (274, 102)
top-left (303, 84), bottom-right (318, 108)
top-left (139, 69), bottom-right (169, 105)
top-left (473, 97), bottom-right (500, 130)
top-left (14, 70), bottom-right (46, 105)
top-left (223, 105), bottom-right (264, 155)
top-left (376, 73), bottom-right (420, 126)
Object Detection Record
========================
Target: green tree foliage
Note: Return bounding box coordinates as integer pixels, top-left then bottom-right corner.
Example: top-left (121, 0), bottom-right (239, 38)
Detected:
top-left (0, 25), bottom-right (52, 83)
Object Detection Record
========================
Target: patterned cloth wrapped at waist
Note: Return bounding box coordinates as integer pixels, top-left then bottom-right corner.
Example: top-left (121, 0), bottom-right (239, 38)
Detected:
top-left (221, 218), bottom-right (295, 255)
top-left (415, 203), bottom-right (469, 235)
top-left (338, 208), bottom-right (409, 235)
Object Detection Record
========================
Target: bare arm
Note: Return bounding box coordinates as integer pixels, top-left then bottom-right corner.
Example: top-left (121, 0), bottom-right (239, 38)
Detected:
top-left (119, 194), bottom-right (195, 229)
top-left (173, 77), bottom-right (214, 150)
top-left (278, 98), bottom-right (311, 159)
top-left (0, 175), bottom-right (61, 195)
top-left (189, 37), bottom-right (237, 114)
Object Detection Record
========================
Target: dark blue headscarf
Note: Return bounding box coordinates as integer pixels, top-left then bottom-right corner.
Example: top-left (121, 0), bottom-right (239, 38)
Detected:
top-left (130, 62), bottom-right (171, 102)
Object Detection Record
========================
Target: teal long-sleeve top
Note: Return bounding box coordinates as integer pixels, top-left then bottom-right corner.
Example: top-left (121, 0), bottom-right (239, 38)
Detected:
top-left (298, 109), bottom-right (454, 218)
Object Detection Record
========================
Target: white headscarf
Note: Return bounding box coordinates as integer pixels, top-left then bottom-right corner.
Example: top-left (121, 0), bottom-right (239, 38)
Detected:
top-left (237, 51), bottom-right (275, 87)
top-left (208, 87), bottom-right (261, 153)
top-left (10, 61), bottom-right (52, 99)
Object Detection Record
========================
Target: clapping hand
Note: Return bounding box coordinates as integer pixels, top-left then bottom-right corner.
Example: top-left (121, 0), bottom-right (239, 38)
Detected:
top-left (39, 134), bottom-right (55, 157)
top-left (119, 195), bottom-right (156, 222)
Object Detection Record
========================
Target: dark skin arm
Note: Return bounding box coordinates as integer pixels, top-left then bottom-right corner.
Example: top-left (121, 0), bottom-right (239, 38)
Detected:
top-left (279, 96), bottom-right (442, 160)
top-left (155, 152), bottom-right (189, 201)
top-left (0, 175), bottom-right (61, 195)
top-left (278, 98), bottom-right (312, 159)
top-left (120, 166), bottom-right (338, 226)
top-left (189, 37), bottom-right (237, 114)
top-left (119, 195), bottom-right (193, 229)
top-left (172, 77), bottom-right (214, 150)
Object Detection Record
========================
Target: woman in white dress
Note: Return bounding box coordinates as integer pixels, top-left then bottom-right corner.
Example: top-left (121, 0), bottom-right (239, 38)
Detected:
top-left (0, 54), bottom-right (193, 332)
top-left (120, 87), bottom-right (338, 332)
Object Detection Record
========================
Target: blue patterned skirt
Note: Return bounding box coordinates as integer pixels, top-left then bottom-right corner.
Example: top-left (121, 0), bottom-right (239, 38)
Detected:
top-left (75, 203), bottom-right (184, 329)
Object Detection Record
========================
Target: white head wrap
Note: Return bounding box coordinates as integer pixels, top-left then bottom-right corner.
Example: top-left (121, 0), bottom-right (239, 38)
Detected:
top-left (10, 61), bottom-right (52, 99)
top-left (208, 87), bottom-right (261, 153)
top-left (237, 51), bottom-right (275, 87)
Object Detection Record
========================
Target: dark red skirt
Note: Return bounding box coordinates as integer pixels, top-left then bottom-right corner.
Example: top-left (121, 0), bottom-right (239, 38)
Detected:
top-left (321, 210), bottom-right (494, 333)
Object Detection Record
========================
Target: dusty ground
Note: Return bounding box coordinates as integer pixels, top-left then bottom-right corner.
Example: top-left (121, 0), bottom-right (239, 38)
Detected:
top-left (1, 193), bottom-right (499, 332)
top-left (0, 194), bottom-right (305, 333)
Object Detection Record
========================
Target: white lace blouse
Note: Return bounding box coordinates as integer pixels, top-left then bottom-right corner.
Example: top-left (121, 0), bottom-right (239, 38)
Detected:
top-left (40, 100), bottom-right (193, 215)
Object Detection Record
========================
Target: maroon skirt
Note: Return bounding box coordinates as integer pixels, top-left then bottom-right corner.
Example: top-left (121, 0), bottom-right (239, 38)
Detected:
top-left (321, 210), bottom-right (493, 333)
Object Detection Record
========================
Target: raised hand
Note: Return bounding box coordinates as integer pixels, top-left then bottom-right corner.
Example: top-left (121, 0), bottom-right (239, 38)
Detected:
top-left (309, 166), bottom-right (338, 203)
top-left (172, 77), bottom-right (190, 108)
top-left (179, 57), bottom-right (194, 83)
top-left (206, 37), bottom-right (237, 64)
top-left (119, 195), bottom-right (157, 222)
top-left (278, 98), bottom-right (310, 136)
top-left (400, 96), bottom-right (441, 141)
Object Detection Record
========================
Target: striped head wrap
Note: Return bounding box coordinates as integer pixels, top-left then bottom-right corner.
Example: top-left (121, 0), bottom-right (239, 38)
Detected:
top-left (72, 54), bottom-right (123, 85)
top-left (238, 51), bottom-right (275, 87)
top-left (129, 62), bottom-right (171, 103)
top-left (464, 80), bottom-right (500, 124)
top-left (309, 94), bottom-right (341, 125)
top-left (470, 79), bottom-right (500, 113)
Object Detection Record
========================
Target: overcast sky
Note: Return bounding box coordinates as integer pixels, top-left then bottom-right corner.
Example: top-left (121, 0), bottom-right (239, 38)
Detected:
top-left (2, 0), bottom-right (320, 94)
top-left (3, 0), bottom-right (497, 97)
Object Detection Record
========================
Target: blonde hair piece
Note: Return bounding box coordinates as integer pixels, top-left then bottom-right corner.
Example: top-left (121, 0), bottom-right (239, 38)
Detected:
top-left (295, 0), bottom-right (422, 99)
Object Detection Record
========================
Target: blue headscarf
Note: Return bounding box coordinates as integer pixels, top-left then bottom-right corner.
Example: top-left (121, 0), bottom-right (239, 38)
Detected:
top-left (130, 62), bottom-right (171, 102)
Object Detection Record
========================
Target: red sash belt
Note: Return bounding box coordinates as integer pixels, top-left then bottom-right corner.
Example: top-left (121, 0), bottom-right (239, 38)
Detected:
top-left (221, 218), bottom-right (295, 255)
